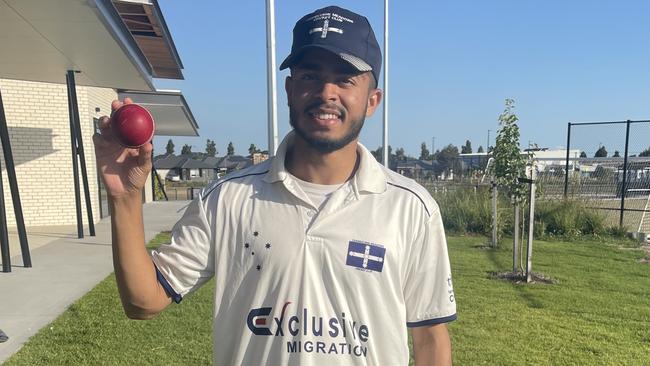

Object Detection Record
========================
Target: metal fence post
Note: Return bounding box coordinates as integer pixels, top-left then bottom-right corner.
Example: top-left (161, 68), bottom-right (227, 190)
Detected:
top-left (513, 203), bottom-right (519, 273)
top-left (491, 180), bottom-right (498, 247)
top-left (620, 120), bottom-right (631, 228)
top-left (564, 122), bottom-right (571, 198)
top-left (526, 179), bottom-right (536, 283)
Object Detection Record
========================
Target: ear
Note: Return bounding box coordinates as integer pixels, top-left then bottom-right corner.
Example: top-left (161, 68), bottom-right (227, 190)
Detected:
top-left (285, 76), bottom-right (293, 105)
top-left (365, 88), bottom-right (383, 117)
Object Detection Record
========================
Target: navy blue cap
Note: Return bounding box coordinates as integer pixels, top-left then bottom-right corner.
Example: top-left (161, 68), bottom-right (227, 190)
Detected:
top-left (280, 5), bottom-right (382, 85)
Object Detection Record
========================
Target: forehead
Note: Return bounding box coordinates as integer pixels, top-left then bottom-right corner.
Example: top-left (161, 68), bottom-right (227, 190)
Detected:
top-left (291, 48), bottom-right (361, 75)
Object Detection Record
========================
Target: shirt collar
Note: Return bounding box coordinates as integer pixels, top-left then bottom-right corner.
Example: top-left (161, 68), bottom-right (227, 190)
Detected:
top-left (263, 131), bottom-right (387, 194)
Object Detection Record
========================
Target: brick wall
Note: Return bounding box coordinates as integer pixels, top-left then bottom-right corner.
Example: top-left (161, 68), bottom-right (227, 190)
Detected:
top-left (0, 79), bottom-right (116, 227)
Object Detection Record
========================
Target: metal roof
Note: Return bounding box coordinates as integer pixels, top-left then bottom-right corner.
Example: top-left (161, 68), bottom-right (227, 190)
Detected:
top-left (118, 89), bottom-right (199, 136)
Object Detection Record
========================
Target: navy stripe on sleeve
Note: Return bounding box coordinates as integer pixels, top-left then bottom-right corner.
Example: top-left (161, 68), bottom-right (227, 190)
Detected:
top-left (155, 265), bottom-right (183, 304)
top-left (406, 313), bottom-right (457, 327)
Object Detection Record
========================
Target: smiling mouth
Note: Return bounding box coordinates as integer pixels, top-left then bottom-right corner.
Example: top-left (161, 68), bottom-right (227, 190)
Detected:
top-left (307, 108), bottom-right (344, 127)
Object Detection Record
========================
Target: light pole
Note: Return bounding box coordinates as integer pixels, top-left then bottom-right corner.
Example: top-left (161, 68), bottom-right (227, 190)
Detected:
top-left (487, 129), bottom-right (491, 151)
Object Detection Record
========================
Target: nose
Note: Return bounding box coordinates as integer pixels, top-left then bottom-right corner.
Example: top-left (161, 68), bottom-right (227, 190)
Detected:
top-left (316, 81), bottom-right (339, 102)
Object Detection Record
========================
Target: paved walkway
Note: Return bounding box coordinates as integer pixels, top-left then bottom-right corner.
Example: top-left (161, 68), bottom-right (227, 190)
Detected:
top-left (0, 200), bottom-right (190, 363)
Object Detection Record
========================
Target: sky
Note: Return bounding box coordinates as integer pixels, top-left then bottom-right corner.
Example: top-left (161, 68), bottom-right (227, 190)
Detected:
top-left (152, 1), bottom-right (650, 158)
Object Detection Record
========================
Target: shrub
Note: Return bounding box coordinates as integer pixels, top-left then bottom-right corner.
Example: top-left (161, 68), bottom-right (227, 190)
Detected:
top-left (430, 186), bottom-right (622, 240)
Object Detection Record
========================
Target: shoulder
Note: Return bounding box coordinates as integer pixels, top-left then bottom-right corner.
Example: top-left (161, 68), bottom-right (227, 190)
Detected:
top-left (380, 166), bottom-right (439, 218)
top-left (200, 159), bottom-right (272, 201)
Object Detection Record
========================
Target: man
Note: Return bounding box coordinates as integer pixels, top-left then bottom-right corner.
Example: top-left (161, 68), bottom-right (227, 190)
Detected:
top-left (94, 5), bottom-right (456, 365)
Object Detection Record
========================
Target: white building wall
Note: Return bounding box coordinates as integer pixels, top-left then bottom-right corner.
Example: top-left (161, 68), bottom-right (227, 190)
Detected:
top-left (0, 78), bottom-right (116, 227)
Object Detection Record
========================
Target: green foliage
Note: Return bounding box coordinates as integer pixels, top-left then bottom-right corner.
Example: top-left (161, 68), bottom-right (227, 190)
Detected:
top-left (165, 139), bottom-right (174, 155)
top-left (461, 140), bottom-right (472, 154)
top-left (580, 151), bottom-right (587, 158)
top-left (227, 142), bottom-right (235, 156)
top-left (534, 200), bottom-right (607, 238)
top-left (433, 187), bottom-right (495, 235)
top-left (436, 144), bottom-right (460, 175)
top-left (595, 146), bottom-right (608, 157)
top-left (205, 139), bottom-right (217, 157)
top-left (431, 187), bottom-right (625, 241)
top-left (395, 147), bottom-right (406, 161)
top-left (491, 99), bottom-right (528, 201)
top-left (181, 144), bottom-right (192, 155)
top-left (477, 145), bottom-right (485, 153)
top-left (639, 147), bottom-right (650, 157)
top-left (371, 145), bottom-right (392, 162)
top-left (248, 143), bottom-right (260, 156)
top-left (419, 142), bottom-right (430, 160)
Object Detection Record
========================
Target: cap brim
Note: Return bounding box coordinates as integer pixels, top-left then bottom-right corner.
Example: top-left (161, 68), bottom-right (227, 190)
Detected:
top-left (279, 44), bottom-right (372, 72)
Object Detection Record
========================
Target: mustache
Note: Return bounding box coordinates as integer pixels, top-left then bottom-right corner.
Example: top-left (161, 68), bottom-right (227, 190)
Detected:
top-left (304, 102), bottom-right (346, 119)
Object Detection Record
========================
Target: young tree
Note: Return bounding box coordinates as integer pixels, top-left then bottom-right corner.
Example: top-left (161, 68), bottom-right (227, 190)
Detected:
top-left (166, 139), bottom-right (175, 155)
top-left (491, 99), bottom-right (528, 258)
top-left (205, 139), bottom-right (217, 157)
top-left (477, 145), bottom-right (485, 153)
top-left (227, 142), bottom-right (235, 156)
top-left (419, 142), bottom-right (431, 160)
top-left (613, 150), bottom-right (620, 158)
top-left (181, 144), bottom-right (192, 155)
top-left (492, 99), bottom-right (527, 200)
top-left (594, 146), bottom-right (608, 157)
top-left (461, 140), bottom-right (473, 154)
top-left (580, 151), bottom-right (587, 158)
top-left (248, 143), bottom-right (259, 156)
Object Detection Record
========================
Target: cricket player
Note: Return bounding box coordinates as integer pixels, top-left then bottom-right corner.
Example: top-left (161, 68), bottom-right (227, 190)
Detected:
top-left (94, 5), bottom-right (456, 365)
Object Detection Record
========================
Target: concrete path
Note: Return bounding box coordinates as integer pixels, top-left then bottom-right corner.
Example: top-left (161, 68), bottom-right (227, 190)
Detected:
top-left (0, 200), bottom-right (190, 363)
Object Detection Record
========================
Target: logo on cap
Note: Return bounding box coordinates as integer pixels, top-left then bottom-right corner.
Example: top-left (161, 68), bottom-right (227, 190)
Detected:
top-left (309, 19), bottom-right (344, 38)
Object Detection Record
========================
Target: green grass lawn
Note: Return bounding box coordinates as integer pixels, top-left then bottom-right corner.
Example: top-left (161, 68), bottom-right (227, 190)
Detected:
top-left (5, 233), bottom-right (649, 365)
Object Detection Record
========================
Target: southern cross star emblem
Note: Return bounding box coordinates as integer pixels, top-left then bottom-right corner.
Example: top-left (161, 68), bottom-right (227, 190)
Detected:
top-left (309, 19), bottom-right (344, 39)
top-left (245, 230), bottom-right (271, 273)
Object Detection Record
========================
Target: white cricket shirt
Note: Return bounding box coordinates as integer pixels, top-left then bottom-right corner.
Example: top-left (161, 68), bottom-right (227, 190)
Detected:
top-left (152, 132), bottom-right (457, 365)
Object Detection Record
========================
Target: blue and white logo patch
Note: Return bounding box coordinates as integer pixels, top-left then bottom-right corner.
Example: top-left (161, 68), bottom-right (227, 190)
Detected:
top-left (346, 241), bottom-right (385, 272)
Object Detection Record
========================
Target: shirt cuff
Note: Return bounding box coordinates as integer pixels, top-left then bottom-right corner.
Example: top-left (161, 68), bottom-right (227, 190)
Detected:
top-left (155, 265), bottom-right (183, 304)
top-left (407, 313), bottom-right (457, 327)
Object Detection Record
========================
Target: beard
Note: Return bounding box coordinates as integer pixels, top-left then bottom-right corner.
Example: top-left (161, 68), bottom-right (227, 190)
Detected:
top-left (289, 104), bottom-right (365, 154)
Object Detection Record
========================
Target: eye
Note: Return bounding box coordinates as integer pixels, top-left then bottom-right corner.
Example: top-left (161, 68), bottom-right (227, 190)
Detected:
top-left (300, 73), bottom-right (317, 81)
top-left (339, 77), bottom-right (356, 86)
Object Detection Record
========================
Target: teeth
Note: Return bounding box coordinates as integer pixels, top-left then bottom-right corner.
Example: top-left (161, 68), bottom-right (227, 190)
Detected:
top-left (313, 113), bottom-right (338, 120)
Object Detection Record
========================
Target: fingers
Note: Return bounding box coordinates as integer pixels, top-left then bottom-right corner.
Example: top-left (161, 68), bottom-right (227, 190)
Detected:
top-left (138, 142), bottom-right (154, 167)
top-left (110, 98), bottom-right (133, 115)
top-left (111, 100), bottom-right (123, 113)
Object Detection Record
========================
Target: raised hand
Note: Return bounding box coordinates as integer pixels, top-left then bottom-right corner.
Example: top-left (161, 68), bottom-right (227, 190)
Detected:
top-left (92, 98), bottom-right (153, 199)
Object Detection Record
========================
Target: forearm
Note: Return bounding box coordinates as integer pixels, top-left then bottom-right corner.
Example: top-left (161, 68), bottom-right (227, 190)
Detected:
top-left (412, 324), bottom-right (453, 366)
top-left (110, 192), bottom-right (171, 319)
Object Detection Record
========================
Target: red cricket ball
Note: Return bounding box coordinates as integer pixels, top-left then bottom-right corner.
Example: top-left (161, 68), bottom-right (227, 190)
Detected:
top-left (111, 103), bottom-right (155, 148)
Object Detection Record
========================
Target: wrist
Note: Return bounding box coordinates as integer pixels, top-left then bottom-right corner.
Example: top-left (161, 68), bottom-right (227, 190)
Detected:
top-left (109, 190), bottom-right (142, 206)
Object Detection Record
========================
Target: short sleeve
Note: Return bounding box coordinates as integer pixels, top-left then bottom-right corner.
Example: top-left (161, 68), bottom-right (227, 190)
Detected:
top-left (403, 207), bottom-right (457, 327)
top-left (151, 193), bottom-right (215, 302)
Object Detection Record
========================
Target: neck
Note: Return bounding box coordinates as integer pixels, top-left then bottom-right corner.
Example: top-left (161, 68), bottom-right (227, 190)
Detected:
top-left (285, 137), bottom-right (360, 185)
